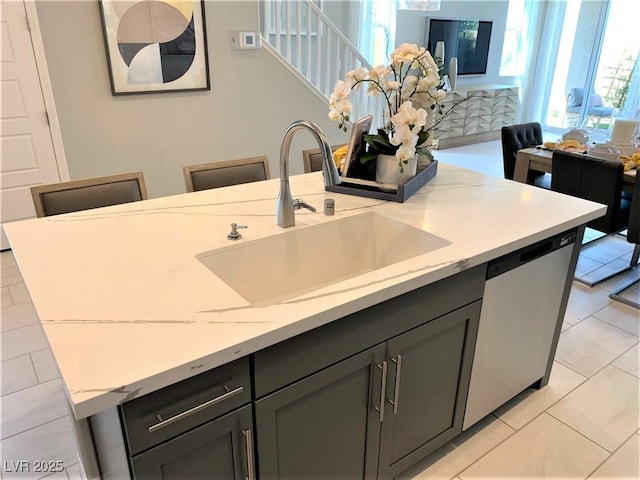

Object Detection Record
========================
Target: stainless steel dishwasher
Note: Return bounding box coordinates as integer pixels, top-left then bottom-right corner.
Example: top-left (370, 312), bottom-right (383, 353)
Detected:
top-left (463, 228), bottom-right (578, 430)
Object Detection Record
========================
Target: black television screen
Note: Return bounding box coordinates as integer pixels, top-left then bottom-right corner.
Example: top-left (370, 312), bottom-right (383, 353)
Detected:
top-left (426, 19), bottom-right (493, 75)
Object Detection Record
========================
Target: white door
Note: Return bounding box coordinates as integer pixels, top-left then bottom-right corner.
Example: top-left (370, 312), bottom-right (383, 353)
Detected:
top-left (1, 0), bottom-right (64, 249)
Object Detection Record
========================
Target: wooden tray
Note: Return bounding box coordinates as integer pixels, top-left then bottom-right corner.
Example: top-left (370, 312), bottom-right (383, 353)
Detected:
top-left (325, 160), bottom-right (438, 203)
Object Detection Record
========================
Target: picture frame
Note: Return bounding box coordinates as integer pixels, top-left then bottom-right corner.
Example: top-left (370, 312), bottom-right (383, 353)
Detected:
top-left (98, 0), bottom-right (210, 95)
top-left (343, 115), bottom-right (373, 178)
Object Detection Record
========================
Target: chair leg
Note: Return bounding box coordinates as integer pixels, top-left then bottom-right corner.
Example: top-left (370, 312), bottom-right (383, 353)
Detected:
top-left (609, 277), bottom-right (640, 309)
top-left (575, 243), bottom-right (639, 287)
top-left (608, 264), bottom-right (640, 309)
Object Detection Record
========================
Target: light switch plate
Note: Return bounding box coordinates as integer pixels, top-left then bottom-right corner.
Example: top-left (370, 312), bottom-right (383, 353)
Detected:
top-left (232, 31), bottom-right (262, 50)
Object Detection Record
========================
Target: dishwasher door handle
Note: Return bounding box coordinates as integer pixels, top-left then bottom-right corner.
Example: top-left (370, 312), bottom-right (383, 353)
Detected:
top-left (519, 241), bottom-right (552, 262)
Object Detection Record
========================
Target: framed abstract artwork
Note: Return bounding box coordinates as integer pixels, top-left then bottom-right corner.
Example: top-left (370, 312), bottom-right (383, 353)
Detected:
top-left (98, 0), bottom-right (210, 95)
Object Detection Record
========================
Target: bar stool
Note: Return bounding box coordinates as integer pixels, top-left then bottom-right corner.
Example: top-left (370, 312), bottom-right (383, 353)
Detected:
top-left (31, 172), bottom-right (147, 217)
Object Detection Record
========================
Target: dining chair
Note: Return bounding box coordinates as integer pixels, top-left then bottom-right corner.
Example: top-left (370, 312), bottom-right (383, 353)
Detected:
top-left (31, 172), bottom-right (147, 217)
top-left (302, 144), bottom-right (346, 173)
top-left (184, 156), bottom-right (270, 192)
top-left (609, 175), bottom-right (640, 309)
top-left (551, 150), bottom-right (632, 286)
top-left (501, 122), bottom-right (550, 188)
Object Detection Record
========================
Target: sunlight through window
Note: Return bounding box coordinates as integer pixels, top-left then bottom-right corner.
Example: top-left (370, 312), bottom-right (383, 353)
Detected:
top-left (499, 0), bottom-right (526, 77)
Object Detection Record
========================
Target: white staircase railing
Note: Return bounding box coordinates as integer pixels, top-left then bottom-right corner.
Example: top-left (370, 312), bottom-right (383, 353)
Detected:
top-left (261, 0), bottom-right (385, 129)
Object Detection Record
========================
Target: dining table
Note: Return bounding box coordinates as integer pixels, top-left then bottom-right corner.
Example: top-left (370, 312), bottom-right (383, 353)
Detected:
top-left (514, 147), bottom-right (637, 192)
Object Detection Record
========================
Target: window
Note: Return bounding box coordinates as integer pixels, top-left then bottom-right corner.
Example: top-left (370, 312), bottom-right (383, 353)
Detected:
top-left (543, 0), bottom-right (640, 134)
top-left (499, 0), bottom-right (526, 77)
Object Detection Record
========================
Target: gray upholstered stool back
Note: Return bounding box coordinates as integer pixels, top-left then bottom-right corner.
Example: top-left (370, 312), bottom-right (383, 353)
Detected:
top-left (184, 157), bottom-right (270, 192)
top-left (302, 144), bottom-right (346, 173)
top-left (31, 172), bottom-right (147, 217)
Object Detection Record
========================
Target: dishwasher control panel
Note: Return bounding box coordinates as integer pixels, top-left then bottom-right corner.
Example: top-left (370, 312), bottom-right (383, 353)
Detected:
top-left (486, 228), bottom-right (578, 280)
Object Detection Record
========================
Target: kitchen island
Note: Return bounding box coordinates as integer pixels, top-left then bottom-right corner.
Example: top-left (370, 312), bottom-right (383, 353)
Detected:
top-left (4, 163), bottom-right (605, 479)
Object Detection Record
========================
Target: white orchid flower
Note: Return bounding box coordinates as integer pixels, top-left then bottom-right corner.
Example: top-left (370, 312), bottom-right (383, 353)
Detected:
top-left (389, 124), bottom-right (412, 146)
top-left (392, 102), bottom-right (427, 130)
top-left (405, 75), bottom-right (418, 88)
top-left (390, 43), bottom-right (425, 68)
top-left (329, 97), bottom-right (352, 115)
top-left (396, 143), bottom-right (417, 161)
top-left (422, 50), bottom-right (440, 73)
top-left (346, 67), bottom-right (368, 89)
top-left (328, 82), bottom-right (352, 123)
top-left (328, 109), bottom-right (342, 121)
top-left (331, 80), bottom-right (351, 100)
top-left (386, 80), bottom-right (401, 91)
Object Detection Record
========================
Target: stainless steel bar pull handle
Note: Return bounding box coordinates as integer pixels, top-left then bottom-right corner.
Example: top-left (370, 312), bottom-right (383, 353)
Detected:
top-left (390, 355), bottom-right (402, 414)
top-left (243, 428), bottom-right (255, 480)
top-left (374, 361), bottom-right (388, 422)
top-left (148, 386), bottom-right (244, 433)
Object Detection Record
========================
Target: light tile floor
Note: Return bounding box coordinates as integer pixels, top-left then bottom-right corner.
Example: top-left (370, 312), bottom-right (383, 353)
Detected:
top-left (1, 140), bottom-right (638, 480)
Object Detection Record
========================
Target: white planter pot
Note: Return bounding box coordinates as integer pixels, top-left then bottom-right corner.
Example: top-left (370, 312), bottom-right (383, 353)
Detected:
top-left (376, 154), bottom-right (417, 185)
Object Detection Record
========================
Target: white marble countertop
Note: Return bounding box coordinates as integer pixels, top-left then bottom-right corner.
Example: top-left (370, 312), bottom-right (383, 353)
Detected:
top-left (4, 164), bottom-right (605, 419)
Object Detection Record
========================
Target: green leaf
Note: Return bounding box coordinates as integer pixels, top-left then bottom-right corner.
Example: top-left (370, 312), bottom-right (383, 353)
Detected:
top-left (359, 152), bottom-right (378, 164)
top-left (417, 130), bottom-right (429, 145)
top-left (363, 133), bottom-right (396, 155)
top-left (416, 146), bottom-right (434, 162)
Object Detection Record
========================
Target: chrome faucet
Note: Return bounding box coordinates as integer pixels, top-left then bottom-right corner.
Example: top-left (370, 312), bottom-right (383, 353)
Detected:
top-left (276, 120), bottom-right (341, 228)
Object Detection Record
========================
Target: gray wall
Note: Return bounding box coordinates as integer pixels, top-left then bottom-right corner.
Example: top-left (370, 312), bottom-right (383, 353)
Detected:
top-left (395, 1), bottom-right (510, 87)
top-left (36, 1), bottom-right (346, 198)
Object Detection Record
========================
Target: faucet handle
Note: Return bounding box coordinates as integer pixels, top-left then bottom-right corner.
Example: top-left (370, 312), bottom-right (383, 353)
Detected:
top-left (293, 199), bottom-right (316, 213)
top-left (228, 223), bottom-right (247, 240)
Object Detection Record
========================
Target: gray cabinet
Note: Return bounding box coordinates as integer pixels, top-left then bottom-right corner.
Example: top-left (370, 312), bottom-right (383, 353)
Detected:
top-left (253, 267), bottom-right (484, 480)
top-left (130, 405), bottom-right (253, 480)
top-left (256, 344), bottom-right (386, 480)
top-left (121, 358), bottom-right (251, 456)
top-left (377, 302), bottom-right (479, 478)
top-left (112, 358), bottom-right (253, 479)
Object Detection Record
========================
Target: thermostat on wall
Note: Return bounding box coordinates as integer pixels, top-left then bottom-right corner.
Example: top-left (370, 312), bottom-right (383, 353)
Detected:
top-left (232, 31), bottom-right (262, 50)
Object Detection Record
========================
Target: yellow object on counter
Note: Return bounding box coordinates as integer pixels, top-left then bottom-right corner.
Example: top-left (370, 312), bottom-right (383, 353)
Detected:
top-left (542, 140), bottom-right (585, 151)
top-left (620, 151), bottom-right (640, 171)
top-left (557, 139), bottom-right (586, 152)
top-left (332, 145), bottom-right (349, 173)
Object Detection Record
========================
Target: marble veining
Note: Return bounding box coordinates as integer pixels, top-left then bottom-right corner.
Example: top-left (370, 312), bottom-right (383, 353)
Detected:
top-left (41, 318), bottom-right (199, 324)
top-left (3, 164), bottom-right (605, 419)
top-left (69, 386), bottom-right (142, 404)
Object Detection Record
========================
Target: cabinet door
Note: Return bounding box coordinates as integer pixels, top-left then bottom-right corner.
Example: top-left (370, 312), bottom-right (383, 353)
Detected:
top-left (130, 405), bottom-right (253, 480)
top-left (255, 344), bottom-right (386, 480)
top-left (377, 301), bottom-right (481, 479)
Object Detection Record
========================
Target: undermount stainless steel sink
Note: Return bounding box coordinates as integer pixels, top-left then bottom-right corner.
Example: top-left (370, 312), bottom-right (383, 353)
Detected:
top-left (197, 212), bottom-right (450, 307)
